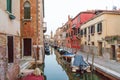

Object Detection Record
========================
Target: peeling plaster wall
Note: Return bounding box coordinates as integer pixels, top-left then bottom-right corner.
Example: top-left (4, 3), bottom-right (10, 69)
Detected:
top-left (0, 0), bottom-right (20, 80)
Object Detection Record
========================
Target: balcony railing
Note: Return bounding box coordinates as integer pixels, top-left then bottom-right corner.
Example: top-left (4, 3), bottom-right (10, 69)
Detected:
top-left (43, 27), bottom-right (47, 33)
top-left (76, 34), bottom-right (81, 40)
top-left (72, 24), bottom-right (76, 30)
top-left (43, 22), bottom-right (47, 33)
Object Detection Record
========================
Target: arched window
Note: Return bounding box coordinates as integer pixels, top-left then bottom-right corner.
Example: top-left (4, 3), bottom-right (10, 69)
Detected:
top-left (24, 1), bottom-right (31, 19)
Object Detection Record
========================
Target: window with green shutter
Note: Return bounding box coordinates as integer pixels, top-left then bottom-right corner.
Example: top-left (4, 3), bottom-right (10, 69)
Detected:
top-left (80, 30), bottom-right (83, 36)
top-left (91, 25), bottom-right (95, 34)
top-left (97, 22), bottom-right (102, 34)
top-left (7, 0), bottom-right (12, 13)
top-left (24, 1), bottom-right (31, 19)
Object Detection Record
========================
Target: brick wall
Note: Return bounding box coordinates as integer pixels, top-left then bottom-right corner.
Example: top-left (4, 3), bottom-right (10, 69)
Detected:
top-left (0, 34), bottom-right (20, 80)
top-left (0, 34), bottom-right (6, 80)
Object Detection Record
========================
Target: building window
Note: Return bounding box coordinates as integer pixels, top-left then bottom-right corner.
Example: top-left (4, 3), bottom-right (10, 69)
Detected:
top-left (66, 33), bottom-right (68, 38)
top-left (91, 25), bottom-right (95, 35)
top-left (91, 42), bottom-right (94, 45)
top-left (88, 35), bottom-right (90, 41)
top-left (75, 28), bottom-right (77, 35)
top-left (74, 28), bottom-right (76, 35)
top-left (67, 24), bottom-right (69, 29)
top-left (7, 0), bottom-right (12, 13)
top-left (97, 22), bottom-right (102, 34)
top-left (88, 27), bottom-right (91, 34)
top-left (80, 30), bottom-right (83, 36)
top-left (78, 28), bottom-right (80, 34)
top-left (24, 1), bottom-right (31, 19)
top-left (71, 31), bottom-right (73, 36)
top-left (84, 28), bottom-right (87, 37)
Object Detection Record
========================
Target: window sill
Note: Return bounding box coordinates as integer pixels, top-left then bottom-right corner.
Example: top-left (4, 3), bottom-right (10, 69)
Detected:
top-left (22, 17), bottom-right (32, 21)
top-left (91, 33), bottom-right (94, 36)
top-left (98, 31), bottom-right (102, 34)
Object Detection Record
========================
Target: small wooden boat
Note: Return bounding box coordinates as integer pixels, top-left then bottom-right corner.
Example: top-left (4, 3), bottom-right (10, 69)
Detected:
top-left (61, 52), bottom-right (91, 73)
top-left (20, 73), bottom-right (44, 80)
top-left (19, 68), bottom-right (44, 80)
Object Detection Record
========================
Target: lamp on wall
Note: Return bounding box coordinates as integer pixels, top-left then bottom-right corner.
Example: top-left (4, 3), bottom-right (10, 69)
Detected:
top-left (9, 14), bottom-right (16, 20)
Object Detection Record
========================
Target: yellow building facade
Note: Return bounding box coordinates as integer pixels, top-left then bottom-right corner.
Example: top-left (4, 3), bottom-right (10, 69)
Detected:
top-left (80, 11), bottom-right (120, 61)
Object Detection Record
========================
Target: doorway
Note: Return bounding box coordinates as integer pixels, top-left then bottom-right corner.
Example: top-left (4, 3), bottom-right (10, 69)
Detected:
top-left (98, 42), bottom-right (102, 56)
top-left (23, 38), bottom-right (32, 56)
top-left (8, 36), bottom-right (14, 63)
top-left (111, 45), bottom-right (116, 60)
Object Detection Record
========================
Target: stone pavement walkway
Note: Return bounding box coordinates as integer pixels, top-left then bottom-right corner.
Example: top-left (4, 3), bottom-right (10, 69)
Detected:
top-left (19, 57), bottom-right (34, 70)
top-left (77, 50), bottom-right (120, 79)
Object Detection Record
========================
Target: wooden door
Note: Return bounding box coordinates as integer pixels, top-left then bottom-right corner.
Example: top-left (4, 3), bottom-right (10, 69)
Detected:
top-left (111, 45), bottom-right (116, 60)
top-left (98, 42), bottom-right (102, 56)
top-left (23, 38), bottom-right (31, 56)
top-left (8, 36), bottom-right (14, 63)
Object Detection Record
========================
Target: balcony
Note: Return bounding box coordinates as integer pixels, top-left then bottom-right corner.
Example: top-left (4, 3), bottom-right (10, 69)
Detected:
top-left (9, 14), bottom-right (15, 20)
top-left (105, 36), bottom-right (120, 41)
top-left (6, 11), bottom-right (16, 20)
top-left (70, 36), bottom-right (73, 40)
top-left (76, 34), bottom-right (81, 40)
top-left (72, 24), bottom-right (76, 30)
top-left (43, 22), bottom-right (47, 33)
top-left (43, 27), bottom-right (47, 33)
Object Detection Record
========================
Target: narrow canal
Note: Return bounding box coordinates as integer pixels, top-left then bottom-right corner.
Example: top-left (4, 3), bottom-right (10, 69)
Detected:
top-left (44, 47), bottom-right (69, 80)
top-left (44, 47), bottom-right (110, 80)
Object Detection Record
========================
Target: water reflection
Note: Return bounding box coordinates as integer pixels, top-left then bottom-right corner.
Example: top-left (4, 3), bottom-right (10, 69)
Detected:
top-left (44, 47), bottom-right (69, 80)
top-left (44, 47), bottom-right (109, 80)
top-left (55, 47), bottom-right (110, 80)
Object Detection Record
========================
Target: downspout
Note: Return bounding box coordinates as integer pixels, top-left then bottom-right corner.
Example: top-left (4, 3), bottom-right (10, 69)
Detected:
top-left (35, 0), bottom-right (38, 68)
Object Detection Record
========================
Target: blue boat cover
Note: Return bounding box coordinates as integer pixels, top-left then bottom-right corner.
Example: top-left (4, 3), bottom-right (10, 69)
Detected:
top-left (62, 52), bottom-right (75, 57)
top-left (73, 54), bottom-right (89, 69)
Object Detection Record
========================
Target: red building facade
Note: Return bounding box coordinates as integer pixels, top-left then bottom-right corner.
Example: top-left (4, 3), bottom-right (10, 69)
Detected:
top-left (66, 11), bottom-right (95, 51)
top-left (66, 16), bottom-right (72, 49)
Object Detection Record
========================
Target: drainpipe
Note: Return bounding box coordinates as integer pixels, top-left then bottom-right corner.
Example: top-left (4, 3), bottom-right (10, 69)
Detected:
top-left (35, 0), bottom-right (39, 68)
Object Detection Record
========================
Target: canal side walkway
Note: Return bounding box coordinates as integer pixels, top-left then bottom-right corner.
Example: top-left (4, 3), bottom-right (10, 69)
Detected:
top-left (77, 50), bottom-right (120, 79)
top-left (19, 57), bottom-right (34, 71)
top-left (18, 57), bottom-right (44, 79)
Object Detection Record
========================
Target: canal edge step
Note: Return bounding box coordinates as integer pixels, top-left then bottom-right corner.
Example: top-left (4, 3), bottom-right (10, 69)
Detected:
top-left (20, 62), bottom-right (31, 71)
top-left (88, 60), bottom-right (120, 79)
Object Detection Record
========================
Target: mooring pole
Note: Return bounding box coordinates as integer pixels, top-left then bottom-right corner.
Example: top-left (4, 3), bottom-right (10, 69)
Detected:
top-left (86, 45), bottom-right (90, 62)
top-left (91, 47), bottom-right (95, 71)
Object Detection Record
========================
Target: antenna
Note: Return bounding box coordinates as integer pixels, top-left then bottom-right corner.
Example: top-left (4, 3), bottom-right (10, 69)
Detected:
top-left (112, 6), bottom-right (117, 10)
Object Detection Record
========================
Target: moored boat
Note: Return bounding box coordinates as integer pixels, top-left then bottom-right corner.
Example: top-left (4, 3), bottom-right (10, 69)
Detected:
top-left (18, 68), bottom-right (44, 80)
top-left (58, 50), bottom-right (91, 73)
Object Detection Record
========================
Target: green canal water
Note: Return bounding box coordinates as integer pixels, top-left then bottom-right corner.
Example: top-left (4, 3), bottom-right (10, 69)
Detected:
top-left (42, 47), bottom-right (110, 80)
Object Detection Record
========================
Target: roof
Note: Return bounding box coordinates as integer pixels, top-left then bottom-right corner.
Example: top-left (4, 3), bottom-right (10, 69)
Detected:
top-left (81, 10), bottom-right (120, 26)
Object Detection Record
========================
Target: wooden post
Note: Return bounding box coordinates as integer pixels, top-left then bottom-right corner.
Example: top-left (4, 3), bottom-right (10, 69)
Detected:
top-left (86, 45), bottom-right (90, 62)
top-left (33, 47), bottom-right (37, 68)
top-left (91, 47), bottom-right (95, 71)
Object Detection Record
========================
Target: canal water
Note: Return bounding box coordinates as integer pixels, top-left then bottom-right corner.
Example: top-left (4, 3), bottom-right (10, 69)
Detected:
top-left (44, 47), bottom-right (110, 80)
top-left (44, 47), bottom-right (69, 80)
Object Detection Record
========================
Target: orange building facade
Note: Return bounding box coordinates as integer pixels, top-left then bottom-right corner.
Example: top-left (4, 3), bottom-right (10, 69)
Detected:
top-left (20, 0), bottom-right (45, 62)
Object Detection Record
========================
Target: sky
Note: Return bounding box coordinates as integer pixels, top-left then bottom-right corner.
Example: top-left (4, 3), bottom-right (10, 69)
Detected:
top-left (44, 0), bottom-right (120, 35)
